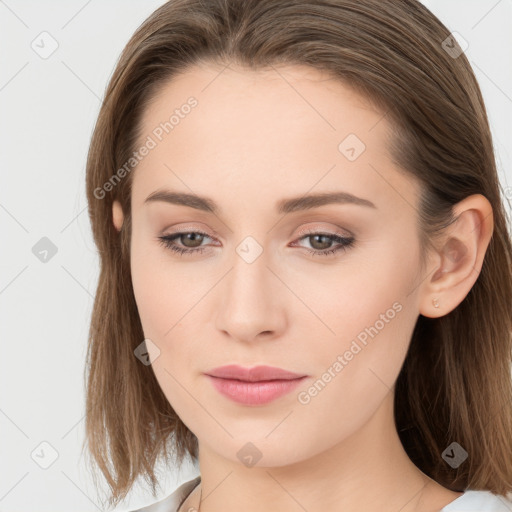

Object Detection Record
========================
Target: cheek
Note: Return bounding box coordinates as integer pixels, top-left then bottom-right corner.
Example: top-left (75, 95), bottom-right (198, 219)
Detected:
top-left (130, 231), bottom-right (183, 341)
top-left (130, 241), bottom-right (199, 416)
top-left (130, 226), bottom-right (218, 336)
top-left (294, 244), bottom-right (419, 400)
top-left (290, 290), bottom-right (416, 446)
top-left (130, 234), bottom-right (208, 389)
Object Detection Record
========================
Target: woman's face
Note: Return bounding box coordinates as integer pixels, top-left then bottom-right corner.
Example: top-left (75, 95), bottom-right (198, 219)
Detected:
top-left (119, 63), bottom-right (430, 467)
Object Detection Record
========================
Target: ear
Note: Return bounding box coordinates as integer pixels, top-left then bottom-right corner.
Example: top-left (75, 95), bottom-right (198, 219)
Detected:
top-left (112, 200), bottom-right (124, 232)
top-left (418, 194), bottom-right (494, 318)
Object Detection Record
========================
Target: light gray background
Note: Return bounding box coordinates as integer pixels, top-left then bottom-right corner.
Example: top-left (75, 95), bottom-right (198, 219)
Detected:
top-left (1, 1), bottom-right (511, 511)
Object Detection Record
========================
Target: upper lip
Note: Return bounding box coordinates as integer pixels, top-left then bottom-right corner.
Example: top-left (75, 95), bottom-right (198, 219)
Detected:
top-left (205, 365), bottom-right (306, 382)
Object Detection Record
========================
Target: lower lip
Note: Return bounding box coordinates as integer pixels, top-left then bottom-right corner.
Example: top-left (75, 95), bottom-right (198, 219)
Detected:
top-left (206, 375), bottom-right (307, 405)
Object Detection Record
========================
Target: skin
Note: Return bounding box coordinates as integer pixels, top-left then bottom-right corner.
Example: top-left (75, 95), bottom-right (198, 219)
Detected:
top-left (112, 62), bottom-right (493, 512)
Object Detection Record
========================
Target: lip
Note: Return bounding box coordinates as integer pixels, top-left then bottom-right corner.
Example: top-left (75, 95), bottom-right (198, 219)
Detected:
top-left (205, 365), bottom-right (308, 406)
top-left (205, 364), bottom-right (306, 381)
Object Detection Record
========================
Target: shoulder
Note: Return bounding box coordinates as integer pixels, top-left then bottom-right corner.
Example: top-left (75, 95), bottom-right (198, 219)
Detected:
top-left (128, 476), bottom-right (201, 512)
top-left (441, 489), bottom-right (512, 511)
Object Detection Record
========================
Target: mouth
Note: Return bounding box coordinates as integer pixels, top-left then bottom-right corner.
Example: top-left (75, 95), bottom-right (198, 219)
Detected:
top-left (204, 367), bottom-right (308, 406)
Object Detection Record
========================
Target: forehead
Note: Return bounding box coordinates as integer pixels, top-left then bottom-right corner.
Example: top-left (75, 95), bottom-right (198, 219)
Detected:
top-left (140, 62), bottom-right (382, 139)
top-left (131, 63), bottom-right (419, 219)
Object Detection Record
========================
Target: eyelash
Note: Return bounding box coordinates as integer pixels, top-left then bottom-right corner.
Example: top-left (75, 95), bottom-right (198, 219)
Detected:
top-left (157, 229), bottom-right (355, 258)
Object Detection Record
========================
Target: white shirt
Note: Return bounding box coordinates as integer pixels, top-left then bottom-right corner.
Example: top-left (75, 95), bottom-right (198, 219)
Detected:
top-left (131, 476), bottom-right (512, 512)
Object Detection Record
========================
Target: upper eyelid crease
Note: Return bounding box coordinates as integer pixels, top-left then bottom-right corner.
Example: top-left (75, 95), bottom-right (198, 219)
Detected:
top-left (144, 189), bottom-right (377, 214)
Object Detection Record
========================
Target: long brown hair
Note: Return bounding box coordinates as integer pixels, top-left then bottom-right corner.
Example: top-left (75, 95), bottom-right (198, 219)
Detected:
top-left (83, 0), bottom-right (512, 507)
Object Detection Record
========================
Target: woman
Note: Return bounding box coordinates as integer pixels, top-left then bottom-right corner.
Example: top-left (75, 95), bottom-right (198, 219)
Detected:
top-left (83, 1), bottom-right (512, 511)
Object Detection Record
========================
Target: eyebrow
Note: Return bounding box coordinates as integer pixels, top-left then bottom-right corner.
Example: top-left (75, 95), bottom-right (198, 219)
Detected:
top-left (144, 189), bottom-right (376, 214)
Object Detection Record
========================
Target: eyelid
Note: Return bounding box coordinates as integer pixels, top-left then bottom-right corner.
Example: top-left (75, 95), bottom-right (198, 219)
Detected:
top-left (162, 223), bottom-right (353, 240)
top-left (294, 224), bottom-right (353, 239)
top-left (163, 223), bottom-right (215, 235)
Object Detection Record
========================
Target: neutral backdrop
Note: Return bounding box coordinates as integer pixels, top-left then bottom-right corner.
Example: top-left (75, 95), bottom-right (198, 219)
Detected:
top-left (1, 1), bottom-right (511, 511)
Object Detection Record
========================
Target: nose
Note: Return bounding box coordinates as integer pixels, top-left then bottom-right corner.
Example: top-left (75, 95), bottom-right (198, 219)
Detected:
top-left (215, 244), bottom-right (287, 343)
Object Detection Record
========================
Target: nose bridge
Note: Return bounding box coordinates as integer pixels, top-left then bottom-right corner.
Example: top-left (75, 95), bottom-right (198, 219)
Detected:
top-left (226, 236), bottom-right (273, 308)
top-left (215, 235), bottom-right (286, 339)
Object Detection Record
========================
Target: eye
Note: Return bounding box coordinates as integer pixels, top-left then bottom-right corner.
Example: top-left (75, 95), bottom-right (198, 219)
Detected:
top-left (290, 229), bottom-right (355, 257)
top-left (157, 230), bottom-right (213, 256)
top-left (157, 229), bottom-right (355, 258)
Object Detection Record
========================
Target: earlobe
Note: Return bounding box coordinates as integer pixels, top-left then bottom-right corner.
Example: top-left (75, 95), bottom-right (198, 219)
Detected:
top-left (419, 194), bottom-right (494, 318)
top-left (112, 200), bottom-right (124, 232)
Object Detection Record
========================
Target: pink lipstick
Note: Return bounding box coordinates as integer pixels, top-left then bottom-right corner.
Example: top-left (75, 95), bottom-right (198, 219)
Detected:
top-left (205, 365), bottom-right (307, 405)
